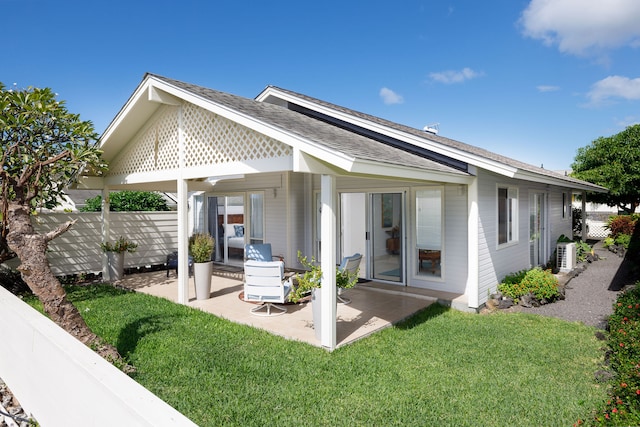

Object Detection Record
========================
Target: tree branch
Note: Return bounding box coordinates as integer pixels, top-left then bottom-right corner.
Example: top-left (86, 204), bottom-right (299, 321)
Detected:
top-left (44, 219), bottom-right (77, 243)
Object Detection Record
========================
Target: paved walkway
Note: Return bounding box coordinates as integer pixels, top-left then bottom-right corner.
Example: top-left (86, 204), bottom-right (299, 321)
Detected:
top-left (514, 241), bottom-right (637, 329)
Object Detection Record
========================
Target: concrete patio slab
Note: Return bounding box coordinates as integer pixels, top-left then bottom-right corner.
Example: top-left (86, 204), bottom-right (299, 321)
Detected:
top-left (118, 268), bottom-right (436, 349)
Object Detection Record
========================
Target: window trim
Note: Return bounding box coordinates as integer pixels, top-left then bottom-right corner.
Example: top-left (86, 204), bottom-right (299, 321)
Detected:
top-left (497, 185), bottom-right (518, 247)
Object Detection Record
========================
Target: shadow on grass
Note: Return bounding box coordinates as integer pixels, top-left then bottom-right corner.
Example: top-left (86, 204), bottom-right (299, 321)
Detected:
top-left (394, 303), bottom-right (450, 331)
top-left (116, 314), bottom-right (180, 365)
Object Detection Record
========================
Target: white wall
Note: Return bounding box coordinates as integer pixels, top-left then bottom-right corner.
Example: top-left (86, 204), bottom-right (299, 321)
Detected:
top-left (0, 286), bottom-right (197, 427)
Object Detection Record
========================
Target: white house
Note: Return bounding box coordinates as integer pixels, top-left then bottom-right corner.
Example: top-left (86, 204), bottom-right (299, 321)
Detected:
top-left (89, 73), bottom-right (606, 349)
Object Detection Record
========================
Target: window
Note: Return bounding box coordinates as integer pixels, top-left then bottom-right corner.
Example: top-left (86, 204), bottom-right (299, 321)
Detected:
top-left (498, 186), bottom-right (518, 245)
top-left (416, 188), bottom-right (442, 277)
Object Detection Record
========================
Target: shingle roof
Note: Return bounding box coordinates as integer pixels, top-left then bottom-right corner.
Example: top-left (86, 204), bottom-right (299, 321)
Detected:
top-left (147, 74), bottom-right (468, 177)
top-left (146, 74), bottom-right (604, 190)
top-left (263, 85), bottom-right (605, 190)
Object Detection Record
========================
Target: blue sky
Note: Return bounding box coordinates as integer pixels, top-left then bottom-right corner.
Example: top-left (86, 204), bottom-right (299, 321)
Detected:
top-left (3, 0), bottom-right (640, 171)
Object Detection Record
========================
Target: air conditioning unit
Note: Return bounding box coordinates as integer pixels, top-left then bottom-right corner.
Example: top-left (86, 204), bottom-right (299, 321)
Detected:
top-left (557, 242), bottom-right (576, 273)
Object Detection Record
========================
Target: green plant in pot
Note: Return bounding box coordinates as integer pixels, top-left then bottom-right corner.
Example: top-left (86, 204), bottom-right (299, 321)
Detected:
top-left (288, 251), bottom-right (358, 303)
top-left (189, 233), bottom-right (214, 263)
top-left (100, 236), bottom-right (137, 282)
top-left (189, 233), bottom-right (214, 300)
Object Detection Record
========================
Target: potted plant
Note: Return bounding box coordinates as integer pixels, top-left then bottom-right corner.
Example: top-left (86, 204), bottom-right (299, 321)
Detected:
top-left (189, 233), bottom-right (215, 300)
top-left (289, 251), bottom-right (358, 340)
top-left (100, 236), bottom-right (137, 282)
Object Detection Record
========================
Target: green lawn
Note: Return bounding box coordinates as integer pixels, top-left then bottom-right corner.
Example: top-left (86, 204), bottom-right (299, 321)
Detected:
top-left (59, 285), bottom-right (607, 426)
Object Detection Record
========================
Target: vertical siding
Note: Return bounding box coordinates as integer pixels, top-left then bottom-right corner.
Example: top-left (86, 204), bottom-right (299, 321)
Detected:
top-left (32, 212), bottom-right (178, 275)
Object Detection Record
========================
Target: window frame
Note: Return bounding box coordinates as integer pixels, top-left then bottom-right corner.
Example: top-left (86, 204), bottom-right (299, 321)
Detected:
top-left (497, 185), bottom-right (518, 247)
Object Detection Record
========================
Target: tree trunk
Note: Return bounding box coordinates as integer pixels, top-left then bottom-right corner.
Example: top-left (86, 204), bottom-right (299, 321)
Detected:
top-left (5, 201), bottom-right (126, 367)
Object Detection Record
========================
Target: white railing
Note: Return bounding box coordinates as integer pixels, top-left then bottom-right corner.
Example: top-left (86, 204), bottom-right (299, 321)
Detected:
top-left (0, 286), bottom-right (197, 427)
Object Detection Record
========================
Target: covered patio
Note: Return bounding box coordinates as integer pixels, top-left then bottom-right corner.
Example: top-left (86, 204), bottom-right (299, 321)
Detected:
top-left (118, 267), bottom-right (444, 348)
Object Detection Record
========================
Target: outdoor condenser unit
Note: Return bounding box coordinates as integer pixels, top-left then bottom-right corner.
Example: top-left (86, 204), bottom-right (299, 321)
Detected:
top-left (556, 242), bottom-right (576, 273)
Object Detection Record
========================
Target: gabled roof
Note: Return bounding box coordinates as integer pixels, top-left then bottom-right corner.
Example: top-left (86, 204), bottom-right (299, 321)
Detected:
top-left (99, 74), bottom-right (470, 184)
top-left (100, 73), bottom-right (605, 192)
top-left (256, 86), bottom-right (607, 192)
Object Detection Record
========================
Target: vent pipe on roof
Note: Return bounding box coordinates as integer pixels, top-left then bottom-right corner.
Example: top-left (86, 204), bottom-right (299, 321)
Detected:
top-left (423, 123), bottom-right (439, 134)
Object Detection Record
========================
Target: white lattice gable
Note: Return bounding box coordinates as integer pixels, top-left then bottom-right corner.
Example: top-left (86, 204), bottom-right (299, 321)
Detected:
top-left (105, 102), bottom-right (293, 187)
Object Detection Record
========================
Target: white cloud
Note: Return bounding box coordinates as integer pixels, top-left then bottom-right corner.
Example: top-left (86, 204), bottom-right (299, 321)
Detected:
top-left (428, 67), bottom-right (482, 84)
top-left (379, 87), bottom-right (404, 105)
top-left (586, 75), bottom-right (640, 105)
top-left (520, 0), bottom-right (640, 56)
top-left (537, 85), bottom-right (560, 92)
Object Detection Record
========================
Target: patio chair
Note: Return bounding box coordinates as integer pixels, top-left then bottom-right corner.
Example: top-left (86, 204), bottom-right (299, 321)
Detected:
top-left (245, 243), bottom-right (284, 275)
top-left (243, 260), bottom-right (292, 316)
top-left (166, 252), bottom-right (194, 278)
top-left (337, 253), bottom-right (362, 305)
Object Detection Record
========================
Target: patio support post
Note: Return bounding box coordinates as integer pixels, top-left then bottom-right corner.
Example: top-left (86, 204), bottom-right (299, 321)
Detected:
top-left (581, 191), bottom-right (587, 241)
top-left (177, 103), bottom-right (190, 305)
top-left (101, 189), bottom-right (111, 281)
top-left (466, 178), bottom-right (479, 309)
top-left (320, 174), bottom-right (337, 350)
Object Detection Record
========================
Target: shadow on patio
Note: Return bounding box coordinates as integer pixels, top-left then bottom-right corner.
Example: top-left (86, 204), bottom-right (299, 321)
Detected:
top-left (117, 266), bottom-right (437, 348)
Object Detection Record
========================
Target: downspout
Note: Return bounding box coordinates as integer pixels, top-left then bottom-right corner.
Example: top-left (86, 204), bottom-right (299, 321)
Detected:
top-left (320, 174), bottom-right (337, 350)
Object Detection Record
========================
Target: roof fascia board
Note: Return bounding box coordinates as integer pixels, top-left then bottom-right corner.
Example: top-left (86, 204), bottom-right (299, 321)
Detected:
top-left (350, 160), bottom-right (474, 184)
top-left (100, 76), bottom-right (155, 147)
top-left (514, 170), bottom-right (608, 193)
top-left (257, 87), bottom-right (517, 177)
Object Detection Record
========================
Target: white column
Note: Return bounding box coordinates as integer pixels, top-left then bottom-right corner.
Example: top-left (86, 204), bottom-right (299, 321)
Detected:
top-left (320, 174), bottom-right (337, 350)
top-left (177, 103), bottom-right (190, 304)
top-left (581, 191), bottom-right (587, 241)
top-left (466, 178), bottom-right (479, 309)
top-left (177, 178), bottom-right (190, 304)
top-left (101, 189), bottom-right (111, 281)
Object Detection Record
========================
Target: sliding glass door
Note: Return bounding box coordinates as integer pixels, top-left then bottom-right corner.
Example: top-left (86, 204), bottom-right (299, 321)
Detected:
top-left (371, 192), bottom-right (403, 283)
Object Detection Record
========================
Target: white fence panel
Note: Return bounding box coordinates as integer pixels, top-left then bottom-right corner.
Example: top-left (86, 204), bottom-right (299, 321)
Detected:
top-left (32, 212), bottom-right (178, 276)
top-left (0, 286), bottom-right (197, 427)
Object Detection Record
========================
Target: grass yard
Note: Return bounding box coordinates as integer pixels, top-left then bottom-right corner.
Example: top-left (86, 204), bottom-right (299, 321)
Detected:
top-left (51, 285), bottom-right (607, 426)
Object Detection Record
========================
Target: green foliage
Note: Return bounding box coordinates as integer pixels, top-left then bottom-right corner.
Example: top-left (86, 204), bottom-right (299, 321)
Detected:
top-left (574, 240), bottom-right (593, 262)
top-left (100, 236), bottom-right (137, 253)
top-left (498, 267), bottom-right (559, 302)
top-left (0, 82), bottom-right (106, 259)
top-left (571, 124), bottom-right (640, 214)
top-left (603, 236), bottom-right (615, 248)
top-left (607, 215), bottom-right (637, 238)
top-left (615, 233), bottom-right (632, 249)
top-left (47, 284), bottom-right (606, 426)
top-left (188, 233), bottom-right (214, 263)
top-left (288, 251), bottom-right (359, 303)
top-left (592, 284), bottom-right (640, 425)
top-left (81, 191), bottom-right (170, 212)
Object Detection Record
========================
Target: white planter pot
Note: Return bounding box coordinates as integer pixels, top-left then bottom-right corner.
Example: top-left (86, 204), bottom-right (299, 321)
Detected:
top-left (106, 252), bottom-right (125, 282)
top-left (193, 262), bottom-right (212, 300)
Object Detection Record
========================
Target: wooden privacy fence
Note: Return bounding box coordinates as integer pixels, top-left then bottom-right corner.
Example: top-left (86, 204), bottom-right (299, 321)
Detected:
top-left (31, 211), bottom-right (178, 276)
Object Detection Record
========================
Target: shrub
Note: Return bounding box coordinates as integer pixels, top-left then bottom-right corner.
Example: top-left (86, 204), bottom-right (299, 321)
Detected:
top-left (498, 268), bottom-right (559, 303)
top-left (594, 284), bottom-right (640, 425)
top-left (615, 233), bottom-right (632, 249)
top-left (520, 268), bottom-right (560, 301)
top-left (574, 240), bottom-right (593, 262)
top-left (82, 191), bottom-right (170, 212)
top-left (607, 215), bottom-right (636, 238)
